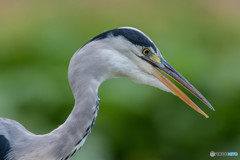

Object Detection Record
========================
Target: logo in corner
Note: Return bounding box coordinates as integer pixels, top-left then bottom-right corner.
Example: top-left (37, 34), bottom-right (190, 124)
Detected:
top-left (210, 151), bottom-right (215, 157)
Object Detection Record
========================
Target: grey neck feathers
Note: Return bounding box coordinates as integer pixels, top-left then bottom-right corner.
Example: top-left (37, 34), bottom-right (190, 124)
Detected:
top-left (51, 81), bottom-right (100, 160)
top-left (49, 49), bottom-right (107, 160)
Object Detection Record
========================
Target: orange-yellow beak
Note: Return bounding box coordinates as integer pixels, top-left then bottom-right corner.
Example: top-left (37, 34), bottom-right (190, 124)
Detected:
top-left (144, 54), bottom-right (214, 118)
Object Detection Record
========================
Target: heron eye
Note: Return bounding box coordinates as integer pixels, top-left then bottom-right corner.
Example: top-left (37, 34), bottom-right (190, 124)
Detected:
top-left (142, 48), bottom-right (151, 56)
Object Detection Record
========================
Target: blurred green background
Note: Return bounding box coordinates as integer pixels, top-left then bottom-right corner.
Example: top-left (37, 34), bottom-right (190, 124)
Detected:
top-left (0, 0), bottom-right (240, 160)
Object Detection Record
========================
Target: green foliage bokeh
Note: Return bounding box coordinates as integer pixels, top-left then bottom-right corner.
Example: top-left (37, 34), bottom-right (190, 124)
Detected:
top-left (0, 0), bottom-right (240, 160)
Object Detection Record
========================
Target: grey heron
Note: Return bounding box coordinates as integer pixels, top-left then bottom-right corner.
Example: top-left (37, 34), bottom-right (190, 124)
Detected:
top-left (0, 27), bottom-right (214, 160)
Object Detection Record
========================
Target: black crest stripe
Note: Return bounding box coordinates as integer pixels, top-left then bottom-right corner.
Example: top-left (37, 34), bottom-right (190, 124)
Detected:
top-left (84, 28), bottom-right (157, 52)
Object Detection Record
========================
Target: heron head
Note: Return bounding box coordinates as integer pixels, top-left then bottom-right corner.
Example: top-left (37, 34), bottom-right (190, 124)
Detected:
top-left (78, 27), bottom-right (214, 117)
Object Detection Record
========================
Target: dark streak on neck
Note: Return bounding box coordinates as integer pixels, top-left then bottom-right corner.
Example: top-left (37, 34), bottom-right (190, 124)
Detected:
top-left (61, 96), bottom-right (100, 160)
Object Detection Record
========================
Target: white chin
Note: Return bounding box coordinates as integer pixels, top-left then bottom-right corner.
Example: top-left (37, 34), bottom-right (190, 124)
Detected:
top-left (131, 71), bottom-right (173, 94)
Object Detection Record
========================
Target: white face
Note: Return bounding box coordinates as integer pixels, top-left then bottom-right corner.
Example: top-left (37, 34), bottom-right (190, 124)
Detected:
top-left (92, 35), bottom-right (172, 93)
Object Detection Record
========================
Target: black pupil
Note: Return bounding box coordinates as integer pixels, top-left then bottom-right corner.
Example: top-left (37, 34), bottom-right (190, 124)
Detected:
top-left (144, 50), bottom-right (149, 54)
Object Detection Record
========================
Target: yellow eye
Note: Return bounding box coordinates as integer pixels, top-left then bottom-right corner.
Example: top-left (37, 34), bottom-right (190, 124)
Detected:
top-left (142, 48), bottom-right (151, 56)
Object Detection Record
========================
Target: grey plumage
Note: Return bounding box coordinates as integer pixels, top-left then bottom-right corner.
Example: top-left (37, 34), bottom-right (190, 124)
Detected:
top-left (0, 27), bottom-right (213, 160)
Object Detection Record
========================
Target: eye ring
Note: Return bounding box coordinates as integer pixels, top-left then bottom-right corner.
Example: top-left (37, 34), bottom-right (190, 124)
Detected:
top-left (142, 48), bottom-right (151, 56)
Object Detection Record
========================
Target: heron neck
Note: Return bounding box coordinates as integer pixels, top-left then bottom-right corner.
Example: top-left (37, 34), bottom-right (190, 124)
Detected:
top-left (50, 75), bottom-right (102, 159)
top-left (48, 47), bottom-right (112, 159)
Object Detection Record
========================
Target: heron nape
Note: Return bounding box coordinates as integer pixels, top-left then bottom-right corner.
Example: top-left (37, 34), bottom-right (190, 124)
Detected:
top-left (0, 27), bottom-right (214, 160)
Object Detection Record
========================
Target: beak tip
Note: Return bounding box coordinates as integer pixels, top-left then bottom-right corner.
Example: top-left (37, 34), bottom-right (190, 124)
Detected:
top-left (201, 111), bottom-right (209, 118)
top-left (207, 103), bottom-right (215, 111)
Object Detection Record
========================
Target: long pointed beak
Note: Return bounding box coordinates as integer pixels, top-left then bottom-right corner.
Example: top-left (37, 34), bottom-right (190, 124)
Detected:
top-left (147, 56), bottom-right (214, 118)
